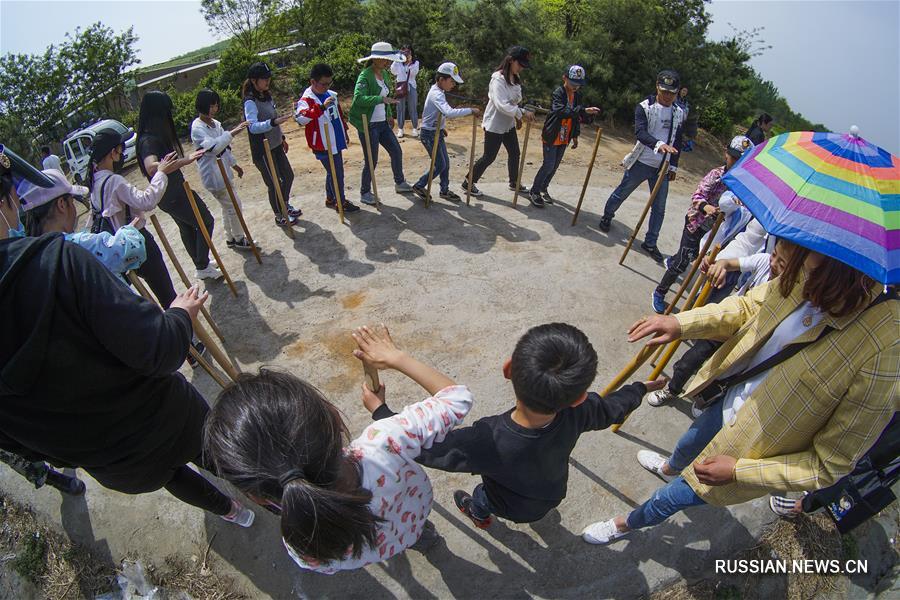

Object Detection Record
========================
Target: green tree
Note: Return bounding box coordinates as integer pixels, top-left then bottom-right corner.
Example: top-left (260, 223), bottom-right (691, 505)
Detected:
top-left (200, 0), bottom-right (281, 52)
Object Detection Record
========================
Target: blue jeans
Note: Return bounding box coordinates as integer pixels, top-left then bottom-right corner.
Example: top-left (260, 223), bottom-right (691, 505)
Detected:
top-left (315, 150), bottom-right (345, 203)
top-left (470, 483), bottom-right (494, 520)
top-left (531, 142), bottom-right (567, 195)
top-left (358, 120), bottom-right (405, 194)
top-left (603, 161), bottom-right (670, 247)
top-left (626, 476), bottom-right (706, 529)
top-left (397, 86), bottom-right (418, 130)
top-left (414, 129), bottom-right (449, 193)
top-left (668, 399), bottom-right (724, 472)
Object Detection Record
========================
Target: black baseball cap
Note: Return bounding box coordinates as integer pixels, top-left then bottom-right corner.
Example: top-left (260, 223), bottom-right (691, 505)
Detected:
top-left (90, 128), bottom-right (130, 162)
top-left (247, 62), bottom-right (273, 80)
top-left (508, 46), bottom-right (531, 68)
top-left (0, 143), bottom-right (54, 189)
top-left (656, 69), bottom-right (680, 93)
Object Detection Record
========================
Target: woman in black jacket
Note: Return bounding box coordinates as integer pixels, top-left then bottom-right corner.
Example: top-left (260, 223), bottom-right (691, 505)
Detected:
top-left (745, 113), bottom-right (773, 146)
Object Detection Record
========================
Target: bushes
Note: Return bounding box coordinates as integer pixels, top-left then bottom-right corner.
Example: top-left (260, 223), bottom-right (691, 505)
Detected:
top-left (166, 85), bottom-right (243, 137)
top-left (290, 33), bottom-right (375, 96)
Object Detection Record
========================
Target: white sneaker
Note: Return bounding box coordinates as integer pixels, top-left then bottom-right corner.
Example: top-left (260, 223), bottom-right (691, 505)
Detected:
top-left (647, 388), bottom-right (677, 407)
top-left (221, 500), bottom-right (255, 528)
top-left (397, 129), bottom-right (404, 138)
top-left (691, 404), bottom-right (704, 419)
top-left (196, 265), bottom-right (223, 280)
top-left (582, 519), bottom-right (629, 545)
top-left (637, 450), bottom-right (676, 482)
top-left (411, 128), bottom-right (419, 138)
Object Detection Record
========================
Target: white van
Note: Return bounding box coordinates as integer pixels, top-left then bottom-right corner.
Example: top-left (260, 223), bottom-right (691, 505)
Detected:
top-left (63, 119), bottom-right (137, 183)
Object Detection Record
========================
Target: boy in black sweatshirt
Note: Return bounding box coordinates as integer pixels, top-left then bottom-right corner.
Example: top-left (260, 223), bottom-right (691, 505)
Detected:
top-left (409, 323), bottom-right (663, 527)
top-left (528, 66), bottom-right (600, 208)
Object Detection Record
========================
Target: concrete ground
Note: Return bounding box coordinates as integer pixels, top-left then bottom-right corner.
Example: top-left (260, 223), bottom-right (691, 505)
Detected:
top-left (1, 122), bottom-right (783, 598)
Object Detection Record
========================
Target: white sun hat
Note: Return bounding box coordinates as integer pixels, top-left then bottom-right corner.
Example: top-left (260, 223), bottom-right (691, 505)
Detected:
top-left (357, 42), bottom-right (406, 63)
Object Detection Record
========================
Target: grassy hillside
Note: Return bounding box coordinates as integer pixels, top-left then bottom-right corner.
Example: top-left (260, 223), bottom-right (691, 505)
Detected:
top-left (136, 39), bottom-right (231, 73)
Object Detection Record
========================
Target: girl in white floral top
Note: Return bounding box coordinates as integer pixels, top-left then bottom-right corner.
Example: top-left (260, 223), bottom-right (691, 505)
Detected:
top-left (204, 325), bottom-right (473, 574)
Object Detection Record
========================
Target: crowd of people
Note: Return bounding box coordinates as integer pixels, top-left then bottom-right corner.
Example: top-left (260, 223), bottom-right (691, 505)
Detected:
top-left (0, 39), bottom-right (896, 584)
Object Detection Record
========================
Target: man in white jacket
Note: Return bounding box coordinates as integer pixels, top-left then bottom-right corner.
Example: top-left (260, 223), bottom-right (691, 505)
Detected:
top-left (190, 89), bottom-right (255, 251)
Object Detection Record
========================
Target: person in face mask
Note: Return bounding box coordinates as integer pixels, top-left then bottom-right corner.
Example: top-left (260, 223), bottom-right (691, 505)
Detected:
top-left (0, 143), bottom-right (48, 239)
top-left (19, 169), bottom-right (146, 285)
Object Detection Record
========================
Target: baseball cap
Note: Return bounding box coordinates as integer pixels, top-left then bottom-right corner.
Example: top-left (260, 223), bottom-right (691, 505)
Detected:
top-left (90, 128), bottom-right (130, 162)
top-left (566, 65), bottom-right (586, 86)
top-left (437, 62), bottom-right (464, 84)
top-left (18, 169), bottom-right (89, 211)
top-left (0, 143), bottom-right (54, 189)
top-left (656, 70), bottom-right (680, 93)
top-left (508, 46), bottom-right (531, 68)
top-left (727, 135), bottom-right (755, 159)
top-left (247, 62), bottom-right (273, 80)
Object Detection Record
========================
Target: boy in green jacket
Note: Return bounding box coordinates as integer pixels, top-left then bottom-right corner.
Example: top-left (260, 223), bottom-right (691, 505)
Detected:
top-left (349, 42), bottom-right (414, 205)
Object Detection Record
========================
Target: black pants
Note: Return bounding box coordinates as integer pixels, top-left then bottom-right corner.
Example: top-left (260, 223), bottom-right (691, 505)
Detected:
top-left (164, 459), bottom-right (232, 516)
top-left (159, 195), bottom-right (214, 271)
top-left (253, 145), bottom-right (294, 216)
top-left (657, 218), bottom-right (706, 295)
top-left (472, 128), bottom-right (520, 185)
top-left (669, 339), bottom-right (721, 395)
top-left (135, 227), bottom-right (177, 309)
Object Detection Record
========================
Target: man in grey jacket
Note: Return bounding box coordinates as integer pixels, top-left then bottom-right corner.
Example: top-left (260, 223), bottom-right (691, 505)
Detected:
top-left (598, 70), bottom-right (684, 262)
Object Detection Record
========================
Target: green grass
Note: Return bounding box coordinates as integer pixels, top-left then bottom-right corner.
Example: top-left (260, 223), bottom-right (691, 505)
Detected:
top-left (11, 533), bottom-right (47, 583)
top-left (137, 39), bottom-right (231, 73)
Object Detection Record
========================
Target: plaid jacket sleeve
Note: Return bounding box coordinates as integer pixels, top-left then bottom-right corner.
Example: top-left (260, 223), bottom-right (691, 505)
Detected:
top-left (675, 279), bottom-right (771, 341)
top-left (733, 345), bottom-right (900, 491)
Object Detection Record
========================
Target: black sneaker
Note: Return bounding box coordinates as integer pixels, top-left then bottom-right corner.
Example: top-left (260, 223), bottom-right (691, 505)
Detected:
top-left (541, 191), bottom-right (555, 205)
top-left (439, 190), bottom-right (462, 203)
top-left (275, 214), bottom-right (299, 227)
top-left (509, 183), bottom-right (530, 193)
top-left (528, 192), bottom-right (545, 208)
top-left (461, 179), bottom-right (482, 197)
top-left (453, 490), bottom-right (493, 529)
top-left (641, 242), bottom-right (664, 262)
top-left (44, 469), bottom-right (86, 496)
top-left (341, 201), bottom-right (361, 213)
top-left (227, 238), bottom-right (257, 251)
top-left (412, 185), bottom-right (430, 201)
top-left (598, 216), bottom-right (612, 232)
top-left (287, 204), bottom-right (302, 218)
top-left (186, 340), bottom-right (206, 369)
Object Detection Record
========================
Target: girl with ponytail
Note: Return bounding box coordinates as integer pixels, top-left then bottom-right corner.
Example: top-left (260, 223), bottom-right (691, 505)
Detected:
top-left (204, 326), bottom-right (473, 573)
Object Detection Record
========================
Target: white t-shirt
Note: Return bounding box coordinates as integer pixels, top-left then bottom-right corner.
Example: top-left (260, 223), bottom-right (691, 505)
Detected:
top-left (637, 105), bottom-right (673, 169)
top-left (720, 301), bottom-right (825, 425)
top-left (391, 60), bottom-right (420, 88)
top-left (370, 78), bottom-right (389, 123)
top-left (42, 154), bottom-right (62, 171)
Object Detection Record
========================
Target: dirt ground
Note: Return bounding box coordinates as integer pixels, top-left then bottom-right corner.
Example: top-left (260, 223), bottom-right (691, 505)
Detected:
top-left (7, 117), bottom-right (894, 599)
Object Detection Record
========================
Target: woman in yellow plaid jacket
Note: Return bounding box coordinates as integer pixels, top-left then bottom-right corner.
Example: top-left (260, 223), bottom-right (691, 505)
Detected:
top-left (582, 241), bottom-right (898, 545)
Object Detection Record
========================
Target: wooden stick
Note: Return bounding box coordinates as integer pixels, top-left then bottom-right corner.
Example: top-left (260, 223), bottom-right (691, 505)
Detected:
top-left (466, 114), bottom-right (477, 206)
top-left (262, 141), bottom-right (295, 238)
top-left (216, 158), bottom-right (262, 265)
top-left (619, 157), bottom-right (670, 265)
top-left (512, 118), bottom-right (533, 207)
top-left (322, 122), bottom-right (346, 224)
top-left (364, 363), bottom-right (380, 393)
top-left (127, 272), bottom-right (229, 389)
top-left (571, 127), bottom-right (603, 225)
top-left (360, 113), bottom-right (379, 205)
top-left (612, 244), bottom-right (721, 433)
top-left (182, 181), bottom-right (238, 298)
top-left (424, 114), bottom-right (443, 208)
top-left (193, 319), bottom-right (240, 383)
top-left (149, 214), bottom-right (225, 343)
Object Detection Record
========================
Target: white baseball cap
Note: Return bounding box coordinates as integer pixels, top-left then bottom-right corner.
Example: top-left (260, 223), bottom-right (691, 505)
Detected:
top-left (437, 62), bottom-right (464, 84)
top-left (727, 135), bottom-right (755, 159)
top-left (18, 169), bottom-right (88, 211)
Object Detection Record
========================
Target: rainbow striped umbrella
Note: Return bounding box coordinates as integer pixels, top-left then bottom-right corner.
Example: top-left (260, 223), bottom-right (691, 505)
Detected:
top-left (723, 130), bottom-right (899, 284)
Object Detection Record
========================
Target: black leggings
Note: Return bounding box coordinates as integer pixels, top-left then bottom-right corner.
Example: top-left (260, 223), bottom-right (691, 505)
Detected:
top-left (135, 228), bottom-right (177, 309)
top-left (159, 193), bottom-right (214, 270)
top-left (472, 128), bottom-right (520, 185)
top-left (656, 218), bottom-right (706, 295)
top-left (253, 145), bottom-right (294, 215)
top-left (165, 459), bottom-right (232, 516)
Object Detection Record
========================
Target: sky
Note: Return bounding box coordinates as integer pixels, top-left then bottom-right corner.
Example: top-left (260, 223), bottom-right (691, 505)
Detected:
top-left (1, 0), bottom-right (898, 153)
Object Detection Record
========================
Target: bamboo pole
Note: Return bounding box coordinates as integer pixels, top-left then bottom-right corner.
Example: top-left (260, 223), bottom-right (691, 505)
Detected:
top-left (193, 319), bottom-right (240, 383)
top-left (466, 114), bottom-right (477, 206)
top-left (127, 272), bottom-right (230, 389)
top-left (424, 114), bottom-right (443, 208)
top-left (322, 121), bottom-right (346, 224)
top-left (360, 113), bottom-right (379, 205)
top-left (182, 181), bottom-right (237, 298)
top-left (262, 141), bottom-right (295, 238)
top-left (364, 363), bottom-right (381, 393)
top-left (619, 156), bottom-right (671, 264)
top-left (612, 244), bottom-right (722, 433)
top-left (149, 214), bottom-right (225, 343)
top-left (571, 127), bottom-right (603, 225)
top-left (511, 118), bottom-right (533, 207)
top-left (216, 158), bottom-right (262, 264)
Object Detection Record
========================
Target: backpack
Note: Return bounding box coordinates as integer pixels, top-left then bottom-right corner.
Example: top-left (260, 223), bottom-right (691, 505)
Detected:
top-left (90, 175), bottom-right (131, 235)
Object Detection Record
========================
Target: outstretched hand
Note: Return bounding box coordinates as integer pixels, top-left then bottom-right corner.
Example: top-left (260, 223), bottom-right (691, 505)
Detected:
top-left (627, 315), bottom-right (681, 346)
top-left (170, 284), bottom-right (209, 320)
top-left (352, 324), bottom-right (404, 370)
top-left (642, 378), bottom-right (668, 393)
